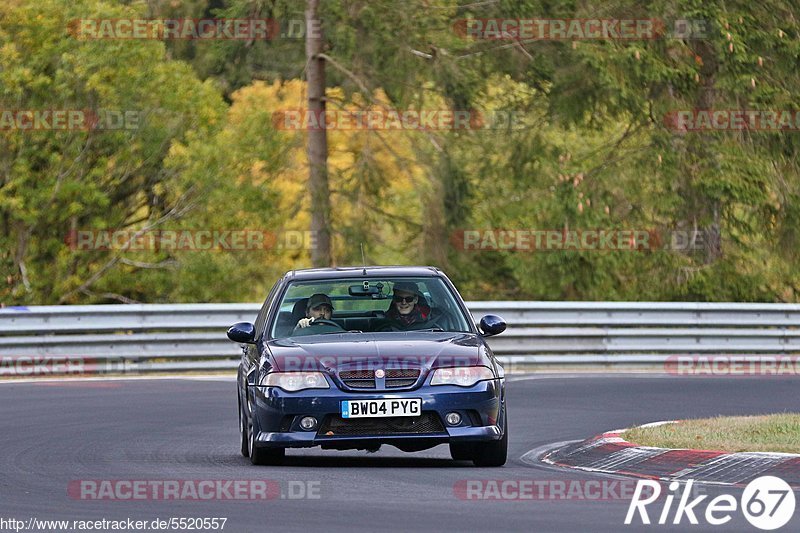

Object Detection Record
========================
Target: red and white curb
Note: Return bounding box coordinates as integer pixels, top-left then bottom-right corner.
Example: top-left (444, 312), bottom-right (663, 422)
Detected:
top-left (541, 421), bottom-right (800, 488)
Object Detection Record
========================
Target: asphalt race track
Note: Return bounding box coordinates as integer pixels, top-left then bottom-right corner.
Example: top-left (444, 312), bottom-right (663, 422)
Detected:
top-left (1, 374), bottom-right (799, 532)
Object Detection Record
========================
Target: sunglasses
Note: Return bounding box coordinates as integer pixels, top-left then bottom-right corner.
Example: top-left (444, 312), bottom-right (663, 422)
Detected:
top-left (393, 295), bottom-right (416, 304)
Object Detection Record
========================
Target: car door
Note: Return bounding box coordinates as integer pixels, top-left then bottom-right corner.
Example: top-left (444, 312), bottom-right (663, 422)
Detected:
top-left (239, 277), bottom-right (282, 394)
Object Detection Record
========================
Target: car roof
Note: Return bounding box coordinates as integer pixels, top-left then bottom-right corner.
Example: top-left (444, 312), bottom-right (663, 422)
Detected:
top-left (284, 266), bottom-right (443, 282)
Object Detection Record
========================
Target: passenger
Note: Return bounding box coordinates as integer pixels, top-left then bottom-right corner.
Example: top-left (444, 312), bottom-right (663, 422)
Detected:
top-left (376, 281), bottom-right (433, 331)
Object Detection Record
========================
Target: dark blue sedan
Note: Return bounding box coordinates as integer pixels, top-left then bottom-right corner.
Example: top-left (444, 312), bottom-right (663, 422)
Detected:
top-left (227, 266), bottom-right (508, 466)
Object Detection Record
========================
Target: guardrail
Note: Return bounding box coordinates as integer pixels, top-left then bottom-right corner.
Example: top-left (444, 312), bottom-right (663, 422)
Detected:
top-left (2, 302), bottom-right (800, 374)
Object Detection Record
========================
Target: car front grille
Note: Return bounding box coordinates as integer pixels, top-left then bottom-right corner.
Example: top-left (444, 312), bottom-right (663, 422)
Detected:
top-left (339, 368), bottom-right (421, 390)
top-left (385, 378), bottom-right (417, 388)
top-left (385, 369), bottom-right (419, 378)
top-left (344, 379), bottom-right (376, 388)
top-left (386, 368), bottom-right (420, 388)
top-left (340, 370), bottom-right (373, 379)
top-left (318, 412), bottom-right (445, 436)
top-left (340, 369), bottom-right (376, 389)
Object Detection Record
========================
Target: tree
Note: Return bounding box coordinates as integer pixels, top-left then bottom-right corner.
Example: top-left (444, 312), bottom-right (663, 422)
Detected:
top-left (305, 0), bottom-right (332, 266)
top-left (0, 0), bottom-right (225, 303)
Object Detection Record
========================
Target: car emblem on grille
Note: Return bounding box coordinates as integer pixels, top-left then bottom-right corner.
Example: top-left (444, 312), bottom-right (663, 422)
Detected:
top-left (375, 369), bottom-right (385, 378)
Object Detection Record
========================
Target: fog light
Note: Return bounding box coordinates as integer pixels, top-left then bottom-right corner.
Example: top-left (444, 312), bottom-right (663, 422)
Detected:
top-left (300, 416), bottom-right (317, 430)
top-left (445, 412), bottom-right (462, 426)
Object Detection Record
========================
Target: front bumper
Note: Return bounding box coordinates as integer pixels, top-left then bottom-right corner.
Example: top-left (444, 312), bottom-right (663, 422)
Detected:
top-left (249, 379), bottom-right (504, 449)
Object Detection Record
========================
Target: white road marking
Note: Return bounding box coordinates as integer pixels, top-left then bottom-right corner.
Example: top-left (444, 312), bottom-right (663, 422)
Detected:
top-left (0, 374), bottom-right (236, 385)
top-left (506, 373), bottom-right (682, 383)
top-left (636, 420), bottom-right (677, 429)
top-left (525, 420), bottom-right (800, 488)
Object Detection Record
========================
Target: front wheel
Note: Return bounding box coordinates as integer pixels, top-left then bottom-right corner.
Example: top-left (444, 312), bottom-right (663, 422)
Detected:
top-left (471, 415), bottom-right (508, 467)
top-left (449, 442), bottom-right (474, 461)
top-left (248, 409), bottom-right (285, 466)
top-left (238, 398), bottom-right (249, 457)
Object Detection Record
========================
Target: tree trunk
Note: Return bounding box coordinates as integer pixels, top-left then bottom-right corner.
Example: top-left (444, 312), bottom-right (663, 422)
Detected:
top-left (305, 0), bottom-right (332, 266)
top-left (692, 39), bottom-right (722, 264)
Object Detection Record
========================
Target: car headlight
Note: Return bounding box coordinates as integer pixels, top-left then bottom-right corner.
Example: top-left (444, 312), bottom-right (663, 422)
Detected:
top-left (430, 366), bottom-right (494, 387)
top-left (260, 372), bottom-right (330, 391)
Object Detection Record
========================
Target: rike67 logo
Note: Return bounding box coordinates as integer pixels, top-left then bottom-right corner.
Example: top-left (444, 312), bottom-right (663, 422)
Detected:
top-left (626, 477), bottom-right (796, 530)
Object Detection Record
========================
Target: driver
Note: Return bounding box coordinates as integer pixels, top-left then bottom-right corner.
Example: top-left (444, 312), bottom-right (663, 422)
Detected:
top-left (291, 293), bottom-right (342, 335)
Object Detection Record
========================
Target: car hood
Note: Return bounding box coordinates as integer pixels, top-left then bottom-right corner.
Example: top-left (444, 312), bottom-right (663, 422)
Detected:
top-left (265, 332), bottom-right (485, 373)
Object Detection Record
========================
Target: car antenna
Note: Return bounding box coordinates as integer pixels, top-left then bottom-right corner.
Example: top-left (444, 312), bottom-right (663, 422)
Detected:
top-left (360, 243), bottom-right (367, 275)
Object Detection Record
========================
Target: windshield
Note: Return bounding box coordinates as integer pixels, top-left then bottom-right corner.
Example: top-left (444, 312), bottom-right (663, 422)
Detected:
top-left (269, 277), bottom-right (472, 339)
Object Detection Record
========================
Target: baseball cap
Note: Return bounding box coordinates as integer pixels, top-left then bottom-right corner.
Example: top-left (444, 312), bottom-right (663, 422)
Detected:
top-left (307, 293), bottom-right (333, 311)
top-left (392, 281), bottom-right (420, 295)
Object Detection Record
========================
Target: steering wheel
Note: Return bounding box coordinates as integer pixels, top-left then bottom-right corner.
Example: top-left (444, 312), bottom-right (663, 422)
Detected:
top-left (310, 319), bottom-right (343, 328)
top-left (377, 319), bottom-right (445, 332)
top-left (413, 320), bottom-right (445, 331)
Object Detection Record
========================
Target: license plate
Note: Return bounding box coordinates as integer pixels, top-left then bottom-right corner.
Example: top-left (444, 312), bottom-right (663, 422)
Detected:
top-left (341, 398), bottom-right (421, 418)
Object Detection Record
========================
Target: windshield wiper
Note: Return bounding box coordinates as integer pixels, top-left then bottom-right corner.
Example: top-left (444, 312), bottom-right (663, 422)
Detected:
top-left (413, 327), bottom-right (445, 332)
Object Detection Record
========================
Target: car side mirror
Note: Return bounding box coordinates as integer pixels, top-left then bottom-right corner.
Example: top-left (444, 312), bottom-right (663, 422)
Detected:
top-left (479, 315), bottom-right (506, 337)
top-left (227, 322), bottom-right (256, 344)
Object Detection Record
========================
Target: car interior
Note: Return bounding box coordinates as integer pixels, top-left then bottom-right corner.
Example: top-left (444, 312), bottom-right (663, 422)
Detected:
top-left (273, 300), bottom-right (389, 337)
top-left (271, 288), bottom-right (462, 338)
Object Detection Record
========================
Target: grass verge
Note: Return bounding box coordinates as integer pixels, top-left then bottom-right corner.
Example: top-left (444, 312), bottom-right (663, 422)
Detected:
top-left (624, 413), bottom-right (800, 454)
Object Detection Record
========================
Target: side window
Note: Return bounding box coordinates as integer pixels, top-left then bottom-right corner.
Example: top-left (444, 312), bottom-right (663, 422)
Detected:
top-left (255, 279), bottom-right (281, 336)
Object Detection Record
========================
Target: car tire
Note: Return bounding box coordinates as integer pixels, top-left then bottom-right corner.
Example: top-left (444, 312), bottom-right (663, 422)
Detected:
top-left (239, 397), bottom-right (249, 458)
top-left (250, 443), bottom-right (285, 466)
top-left (449, 442), bottom-right (474, 461)
top-left (471, 414), bottom-right (508, 467)
top-left (248, 409), bottom-right (285, 466)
